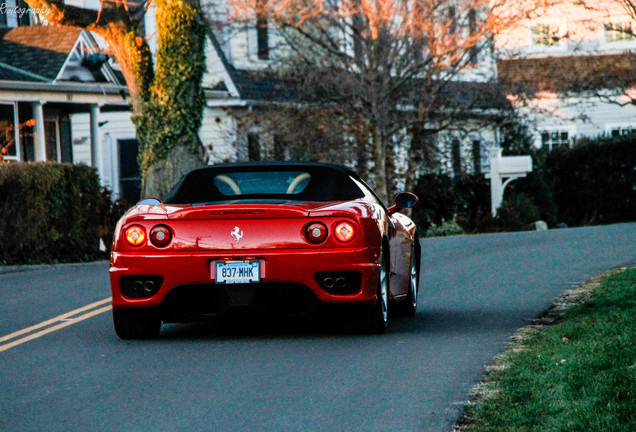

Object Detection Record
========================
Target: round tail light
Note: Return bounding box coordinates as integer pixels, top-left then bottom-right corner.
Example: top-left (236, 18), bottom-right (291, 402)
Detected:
top-left (150, 225), bottom-right (172, 247)
top-left (124, 225), bottom-right (146, 247)
top-left (333, 221), bottom-right (355, 242)
top-left (306, 222), bottom-right (328, 243)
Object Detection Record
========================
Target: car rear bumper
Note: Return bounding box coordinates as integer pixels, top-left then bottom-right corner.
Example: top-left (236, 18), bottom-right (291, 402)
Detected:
top-left (109, 247), bottom-right (381, 317)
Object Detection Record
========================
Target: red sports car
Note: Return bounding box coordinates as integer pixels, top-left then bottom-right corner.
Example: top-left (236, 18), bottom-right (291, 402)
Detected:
top-left (109, 162), bottom-right (420, 338)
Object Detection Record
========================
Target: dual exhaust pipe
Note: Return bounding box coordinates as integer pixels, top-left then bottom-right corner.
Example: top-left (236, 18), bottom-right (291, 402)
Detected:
top-left (132, 280), bottom-right (156, 293)
top-left (322, 277), bottom-right (348, 290)
top-left (315, 271), bottom-right (361, 295)
top-left (121, 276), bottom-right (162, 298)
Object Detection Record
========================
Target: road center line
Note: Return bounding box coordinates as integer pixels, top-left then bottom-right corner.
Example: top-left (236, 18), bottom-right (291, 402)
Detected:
top-left (0, 298), bottom-right (112, 353)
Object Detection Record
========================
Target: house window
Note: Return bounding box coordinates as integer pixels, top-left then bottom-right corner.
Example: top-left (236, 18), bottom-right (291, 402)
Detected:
top-left (247, 133), bottom-right (261, 161)
top-left (256, 17), bottom-right (269, 60)
top-left (44, 119), bottom-right (59, 161)
top-left (531, 24), bottom-right (564, 47)
top-left (451, 138), bottom-right (461, 176)
top-left (605, 22), bottom-right (635, 43)
top-left (468, 9), bottom-right (478, 65)
top-left (447, 6), bottom-right (456, 35)
top-left (609, 126), bottom-right (635, 137)
top-left (273, 134), bottom-right (286, 159)
top-left (352, 14), bottom-right (366, 62)
top-left (0, 104), bottom-right (17, 160)
top-left (472, 139), bottom-right (481, 173)
top-left (541, 129), bottom-right (571, 150)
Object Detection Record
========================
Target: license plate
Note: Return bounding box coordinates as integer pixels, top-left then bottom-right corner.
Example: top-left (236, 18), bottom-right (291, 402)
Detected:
top-left (215, 261), bottom-right (260, 284)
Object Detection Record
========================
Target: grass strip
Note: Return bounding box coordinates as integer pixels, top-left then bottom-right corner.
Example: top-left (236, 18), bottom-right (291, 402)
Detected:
top-left (459, 268), bottom-right (636, 432)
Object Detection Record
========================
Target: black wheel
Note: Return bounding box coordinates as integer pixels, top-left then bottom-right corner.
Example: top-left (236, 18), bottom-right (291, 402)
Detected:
top-left (394, 246), bottom-right (419, 317)
top-left (347, 250), bottom-right (389, 334)
top-left (113, 309), bottom-right (161, 339)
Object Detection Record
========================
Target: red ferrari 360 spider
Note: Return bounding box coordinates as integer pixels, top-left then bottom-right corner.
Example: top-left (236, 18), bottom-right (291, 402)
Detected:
top-left (109, 162), bottom-right (420, 338)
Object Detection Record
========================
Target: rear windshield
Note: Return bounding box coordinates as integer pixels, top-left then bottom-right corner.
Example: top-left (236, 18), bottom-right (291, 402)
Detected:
top-left (213, 171), bottom-right (310, 196)
top-left (164, 165), bottom-right (366, 204)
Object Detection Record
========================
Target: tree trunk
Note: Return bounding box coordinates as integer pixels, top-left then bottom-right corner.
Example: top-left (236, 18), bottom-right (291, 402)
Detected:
top-left (137, 0), bottom-right (207, 198)
top-left (141, 145), bottom-right (201, 198)
top-left (24, 0), bottom-right (206, 202)
top-left (371, 123), bottom-right (388, 204)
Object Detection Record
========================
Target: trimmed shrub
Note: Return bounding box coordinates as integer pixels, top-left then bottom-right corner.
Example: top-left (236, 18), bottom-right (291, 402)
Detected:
top-left (0, 162), bottom-right (104, 264)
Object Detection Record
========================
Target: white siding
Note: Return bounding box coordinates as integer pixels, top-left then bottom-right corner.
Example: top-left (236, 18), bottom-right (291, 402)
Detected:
top-left (515, 94), bottom-right (636, 146)
top-left (434, 126), bottom-right (497, 176)
top-left (70, 110), bottom-right (136, 196)
top-left (496, 0), bottom-right (634, 58)
top-left (200, 107), bottom-right (241, 163)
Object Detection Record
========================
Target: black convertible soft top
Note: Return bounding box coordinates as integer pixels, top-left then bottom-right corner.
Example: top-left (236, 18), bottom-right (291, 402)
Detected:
top-left (163, 162), bottom-right (368, 204)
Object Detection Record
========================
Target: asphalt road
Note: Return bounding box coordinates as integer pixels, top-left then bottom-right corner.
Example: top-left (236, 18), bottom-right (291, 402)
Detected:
top-left (1, 223), bottom-right (635, 432)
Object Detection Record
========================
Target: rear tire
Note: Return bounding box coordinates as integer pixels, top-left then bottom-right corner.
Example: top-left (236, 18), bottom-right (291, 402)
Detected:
top-left (347, 251), bottom-right (389, 334)
top-left (113, 309), bottom-right (161, 339)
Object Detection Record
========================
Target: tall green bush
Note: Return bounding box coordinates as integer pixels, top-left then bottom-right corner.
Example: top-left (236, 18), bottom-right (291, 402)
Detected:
top-left (546, 135), bottom-right (636, 226)
top-left (499, 118), bottom-right (558, 227)
top-left (411, 171), bottom-right (553, 234)
top-left (0, 163), bottom-right (104, 264)
top-left (411, 174), bottom-right (456, 231)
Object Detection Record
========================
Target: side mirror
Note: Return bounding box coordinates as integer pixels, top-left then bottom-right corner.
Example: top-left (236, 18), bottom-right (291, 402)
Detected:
top-left (387, 192), bottom-right (418, 215)
top-left (137, 197), bottom-right (162, 206)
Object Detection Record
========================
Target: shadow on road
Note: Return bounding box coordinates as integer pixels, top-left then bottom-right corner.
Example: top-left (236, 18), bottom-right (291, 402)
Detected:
top-left (389, 306), bottom-right (541, 336)
top-left (158, 316), bottom-right (350, 340)
top-left (143, 305), bottom-right (538, 341)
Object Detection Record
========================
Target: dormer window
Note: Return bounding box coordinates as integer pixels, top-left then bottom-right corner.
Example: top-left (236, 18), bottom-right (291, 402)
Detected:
top-left (254, 0), bottom-right (269, 61)
top-left (531, 24), bottom-right (565, 47)
top-left (256, 16), bottom-right (269, 60)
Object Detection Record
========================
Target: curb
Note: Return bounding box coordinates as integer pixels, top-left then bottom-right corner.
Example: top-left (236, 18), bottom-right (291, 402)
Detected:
top-left (0, 260), bottom-right (109, 275)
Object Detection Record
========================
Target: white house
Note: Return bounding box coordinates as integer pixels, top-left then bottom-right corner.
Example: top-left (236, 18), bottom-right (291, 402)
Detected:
top-left (495, 0), bottom-right (636, 148)
top-left (198, 0), bottom-right (509, 183)
top-left (0, 0), bottom-right (137, 197)
top-left (2, 0), bottom-right (517, 203)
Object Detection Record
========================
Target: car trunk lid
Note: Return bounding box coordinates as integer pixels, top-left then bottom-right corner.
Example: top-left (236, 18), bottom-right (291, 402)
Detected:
top-left (159, 202), bottom-right (355, 251)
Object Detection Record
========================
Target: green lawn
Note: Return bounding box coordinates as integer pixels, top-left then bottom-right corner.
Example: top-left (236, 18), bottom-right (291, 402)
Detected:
top-left (459, 268), bottom-right (636, 432)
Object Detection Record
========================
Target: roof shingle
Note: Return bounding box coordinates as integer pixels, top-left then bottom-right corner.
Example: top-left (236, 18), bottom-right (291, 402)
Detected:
top-left (0, 26), bottom-right (81, 82)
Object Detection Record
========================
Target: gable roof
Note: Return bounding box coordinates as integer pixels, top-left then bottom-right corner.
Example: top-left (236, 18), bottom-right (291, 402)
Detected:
top-left (0, 26), bottom-right (82, 82)
top-left (206, 29), bottom-right (297, 102)
top-left (0, 25), bottom-right (121, 85)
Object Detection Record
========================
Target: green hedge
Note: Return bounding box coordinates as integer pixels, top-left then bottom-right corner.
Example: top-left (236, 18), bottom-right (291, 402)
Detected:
top-left (0, 162), bottom-right (105, 265)
top-left (411, 134), bottom-right (636, 235)
top-left (411, 173), bottom-right (537, 234)
top-left (545, 136), bottom-right (636, 226)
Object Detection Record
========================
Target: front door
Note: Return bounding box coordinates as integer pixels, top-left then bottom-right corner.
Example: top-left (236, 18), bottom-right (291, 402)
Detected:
top-left (118, 139), bottom-right (141, 204)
